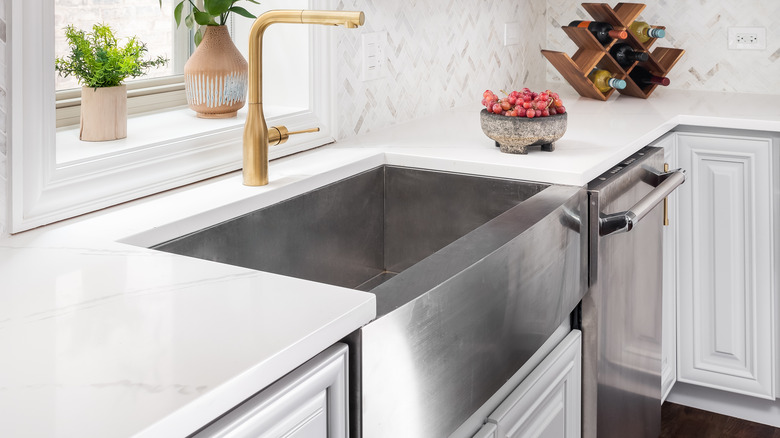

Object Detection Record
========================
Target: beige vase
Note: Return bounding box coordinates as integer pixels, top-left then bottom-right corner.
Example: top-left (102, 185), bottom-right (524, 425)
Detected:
top-left (79, 85), bottom-right (127, 142)
top-left (184, 25), bottom-right (249, 118)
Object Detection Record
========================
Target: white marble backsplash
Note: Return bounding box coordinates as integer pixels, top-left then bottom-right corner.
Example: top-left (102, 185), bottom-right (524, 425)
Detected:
top-left (545, 0), bottom-right (780, 94)
top-left (333, 0), bottom-right (548, 140)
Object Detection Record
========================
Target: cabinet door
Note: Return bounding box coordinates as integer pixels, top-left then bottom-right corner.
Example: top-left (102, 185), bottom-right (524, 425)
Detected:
top-left (677, 132), bottom-right (776, 400)
top-left (486, 330), bottom-right (581, 438)
top-left (195, 343), bottom-right (349, 438)
top-left (651, 132), bottom-right (679, 402)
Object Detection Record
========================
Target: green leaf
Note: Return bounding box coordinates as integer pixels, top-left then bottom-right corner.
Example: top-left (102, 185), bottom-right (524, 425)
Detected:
top-left (184, 12), bottom-right (195, 29)
top-left (228, 6), bottom-right (255, 19)
top-left (193, 11), bottom-right (216, 26)
top-left (194, 28), bottom-right (203, 47)
top-left (173, 2), bottom-right (185, 27)
top-left (204, 0), bottom-right (233, 17)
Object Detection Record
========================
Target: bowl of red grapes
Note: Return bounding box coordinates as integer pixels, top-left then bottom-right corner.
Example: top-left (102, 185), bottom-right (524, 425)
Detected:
top-left (480, 88), bottom-right (567, 154)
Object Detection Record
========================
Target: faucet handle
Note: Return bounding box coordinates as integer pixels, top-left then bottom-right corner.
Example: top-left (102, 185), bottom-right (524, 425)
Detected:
top-left (267, 126), bottom-right (321, 146)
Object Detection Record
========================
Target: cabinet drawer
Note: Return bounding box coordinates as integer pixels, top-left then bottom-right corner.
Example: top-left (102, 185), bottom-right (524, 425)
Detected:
top-left (194, 343), bottom-right (349, 438)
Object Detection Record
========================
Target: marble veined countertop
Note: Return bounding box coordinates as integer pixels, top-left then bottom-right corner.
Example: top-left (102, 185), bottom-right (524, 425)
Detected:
top-left (1, 88), bottom-right (778, 437)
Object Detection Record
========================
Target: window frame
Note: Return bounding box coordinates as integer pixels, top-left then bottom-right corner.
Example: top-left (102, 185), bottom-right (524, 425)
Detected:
top-left (9, 0), bottom-right (338, 233)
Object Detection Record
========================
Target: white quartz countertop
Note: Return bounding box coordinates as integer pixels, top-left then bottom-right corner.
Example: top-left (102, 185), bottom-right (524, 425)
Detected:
top-left (1, 88), bottom-right (778, 437)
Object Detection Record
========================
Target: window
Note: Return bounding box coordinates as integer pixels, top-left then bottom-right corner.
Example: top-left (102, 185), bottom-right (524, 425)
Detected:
top-left (10, 0), bottom-right (337, 233)
top-left (54, 0), bottom-right (190, 127)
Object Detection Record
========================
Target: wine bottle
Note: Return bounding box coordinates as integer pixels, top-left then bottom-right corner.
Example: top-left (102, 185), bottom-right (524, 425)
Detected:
top-left (568, 20), bottom-right (628, 45)
top-left (588, 69), bottom-right (627, 93)
top-left (629, 67), bottom-right (670, 87)
top-left (629, 21), bottom-right (666, 43)
top-left (609, 43), bottom-right (649, 67)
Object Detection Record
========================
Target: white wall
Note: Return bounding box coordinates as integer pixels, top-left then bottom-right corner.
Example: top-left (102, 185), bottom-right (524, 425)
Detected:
top-left (0, 0), bottom-right (7, 236)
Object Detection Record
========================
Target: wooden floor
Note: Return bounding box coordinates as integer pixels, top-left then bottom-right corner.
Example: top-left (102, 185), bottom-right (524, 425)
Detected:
top-left (661, 402), bottom-right (780, 438)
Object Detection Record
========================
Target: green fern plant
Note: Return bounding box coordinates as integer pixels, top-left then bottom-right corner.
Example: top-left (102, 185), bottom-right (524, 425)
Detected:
top-left (161, 0), bottom-right (260, 46)
top-left (55, 24), bottom-right (169, 88)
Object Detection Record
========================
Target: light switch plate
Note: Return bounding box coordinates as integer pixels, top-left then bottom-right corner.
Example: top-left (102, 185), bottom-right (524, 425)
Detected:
top-left (362, 31), bottom-right (386, 81)
top-left (504, 22), bottom-right (521, 46)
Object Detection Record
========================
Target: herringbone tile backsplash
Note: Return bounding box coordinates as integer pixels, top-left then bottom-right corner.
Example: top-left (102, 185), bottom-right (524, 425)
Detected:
top-left (334, 0), bottom-right (547, 140)
top-left (334, 1), bottom-right (779, 139)
top-left (545, 0), bottom-right (780, 95)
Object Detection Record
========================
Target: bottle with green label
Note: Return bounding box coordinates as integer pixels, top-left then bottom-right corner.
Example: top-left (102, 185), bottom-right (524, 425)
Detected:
top-left (588, 69), bottom-right (627, 93)
top-left (629, 21), bottom-right (666, 43)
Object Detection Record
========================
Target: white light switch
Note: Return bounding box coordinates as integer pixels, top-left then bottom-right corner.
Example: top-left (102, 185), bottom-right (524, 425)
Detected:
top-left (504, 22), bottom-right (521, 46)
top-left (362, 31), bottom-right (386, 81)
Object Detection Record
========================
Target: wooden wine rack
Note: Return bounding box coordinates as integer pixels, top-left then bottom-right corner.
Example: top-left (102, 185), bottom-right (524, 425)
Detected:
top-left (541, 2), bottom-right (685, 100)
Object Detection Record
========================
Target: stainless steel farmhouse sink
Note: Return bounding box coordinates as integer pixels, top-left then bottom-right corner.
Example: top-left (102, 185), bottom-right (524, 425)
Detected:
top-left (152, 165), bottom-right (587, 438)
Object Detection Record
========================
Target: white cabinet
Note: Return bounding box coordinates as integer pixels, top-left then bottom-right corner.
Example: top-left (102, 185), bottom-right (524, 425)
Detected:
top-left (195, 343), bottom-right (349, 438)
top-left (483, 330), bottom-right (581, 438)
top-left (676, 130), bottom-right (777, 400)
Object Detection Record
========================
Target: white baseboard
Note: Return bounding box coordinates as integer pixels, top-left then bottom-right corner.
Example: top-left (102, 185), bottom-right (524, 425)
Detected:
top-left (666, 382), bottom-right (780, 428)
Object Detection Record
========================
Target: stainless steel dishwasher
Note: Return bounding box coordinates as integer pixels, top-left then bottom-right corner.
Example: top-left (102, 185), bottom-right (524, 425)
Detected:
top-left (583, 146), bottom-right (685, 438)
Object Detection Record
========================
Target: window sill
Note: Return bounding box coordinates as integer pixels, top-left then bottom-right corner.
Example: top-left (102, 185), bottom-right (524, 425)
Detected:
top-left (16, 104), bottom-right (333, 233)
top-left (56, 104), bottom-right (307, 165)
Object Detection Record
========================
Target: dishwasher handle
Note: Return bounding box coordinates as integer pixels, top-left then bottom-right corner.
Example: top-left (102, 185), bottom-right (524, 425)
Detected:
top-left (600, 168), bottom-right (686, 236)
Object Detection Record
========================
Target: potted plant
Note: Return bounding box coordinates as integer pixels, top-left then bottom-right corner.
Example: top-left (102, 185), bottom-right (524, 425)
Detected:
top-left (55, 24), bottom-right (168, 141)
top-left (163, 0), bottom-right (260, 118)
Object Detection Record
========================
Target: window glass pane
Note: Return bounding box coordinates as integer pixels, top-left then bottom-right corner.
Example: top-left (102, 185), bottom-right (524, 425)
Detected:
top-left (54, 0), bottom-right (181, 91)
top-left (232, 0), bottom-right (309, 112)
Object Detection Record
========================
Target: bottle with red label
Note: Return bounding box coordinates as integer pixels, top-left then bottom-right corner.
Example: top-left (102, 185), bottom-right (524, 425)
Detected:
top-left (568, 21), bottom-right (628, 45)
top-left (629, 67), bottom-right (671, 87)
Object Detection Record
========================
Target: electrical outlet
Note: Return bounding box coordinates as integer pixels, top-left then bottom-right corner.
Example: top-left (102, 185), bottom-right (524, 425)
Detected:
top-left (728, 27), bottom-right (766, 50)
top-left (361, 32), bottom-right (386, 81)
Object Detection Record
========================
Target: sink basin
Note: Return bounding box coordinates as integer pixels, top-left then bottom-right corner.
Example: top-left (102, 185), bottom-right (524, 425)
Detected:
top-left (152, 164), bottom-right (587, 437)
top-left (155, 166), bottom-right (548, 313)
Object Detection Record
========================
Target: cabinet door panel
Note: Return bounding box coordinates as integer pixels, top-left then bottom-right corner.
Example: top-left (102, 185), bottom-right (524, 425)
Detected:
top-left (677, 132), bottom-right (775, 400)
top-left (195, 343), bottom-right (348, 438)
top-left (473, 422), bottom-right (498, 438)
top-left (487, 330), bottom-right (581, 438)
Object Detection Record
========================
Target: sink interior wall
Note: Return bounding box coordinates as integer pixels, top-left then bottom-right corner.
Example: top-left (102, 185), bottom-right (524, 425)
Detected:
top-left (153, 166), bottom-right (547, 290)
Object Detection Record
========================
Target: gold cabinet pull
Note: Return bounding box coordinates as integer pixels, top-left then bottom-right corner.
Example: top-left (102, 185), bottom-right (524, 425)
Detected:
top-left (663, 163), bottom-right (670, 226)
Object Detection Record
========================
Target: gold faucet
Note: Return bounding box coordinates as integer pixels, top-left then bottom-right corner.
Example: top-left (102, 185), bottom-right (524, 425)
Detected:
top-left (243, 10), bottom-right (366, 186)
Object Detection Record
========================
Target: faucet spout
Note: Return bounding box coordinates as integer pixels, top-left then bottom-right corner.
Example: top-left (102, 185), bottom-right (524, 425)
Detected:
top-left (242, 10), bottom-right (365, 186)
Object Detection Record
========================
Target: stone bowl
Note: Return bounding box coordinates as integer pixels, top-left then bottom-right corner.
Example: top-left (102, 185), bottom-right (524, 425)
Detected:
top-left (480, 109), bottom-right (567, 154)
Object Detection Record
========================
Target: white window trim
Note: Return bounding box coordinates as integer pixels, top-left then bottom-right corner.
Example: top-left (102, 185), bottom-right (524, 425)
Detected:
top-left (9, 0), bottom-right (337, 233)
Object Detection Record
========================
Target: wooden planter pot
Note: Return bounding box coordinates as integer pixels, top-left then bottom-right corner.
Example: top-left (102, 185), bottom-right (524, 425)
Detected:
top-left (79, 85), bottom-right (127, 141)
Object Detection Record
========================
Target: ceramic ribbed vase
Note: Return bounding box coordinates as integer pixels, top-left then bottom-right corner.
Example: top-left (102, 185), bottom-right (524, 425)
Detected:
top-left (183, 26), bottom-right (248, 118)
